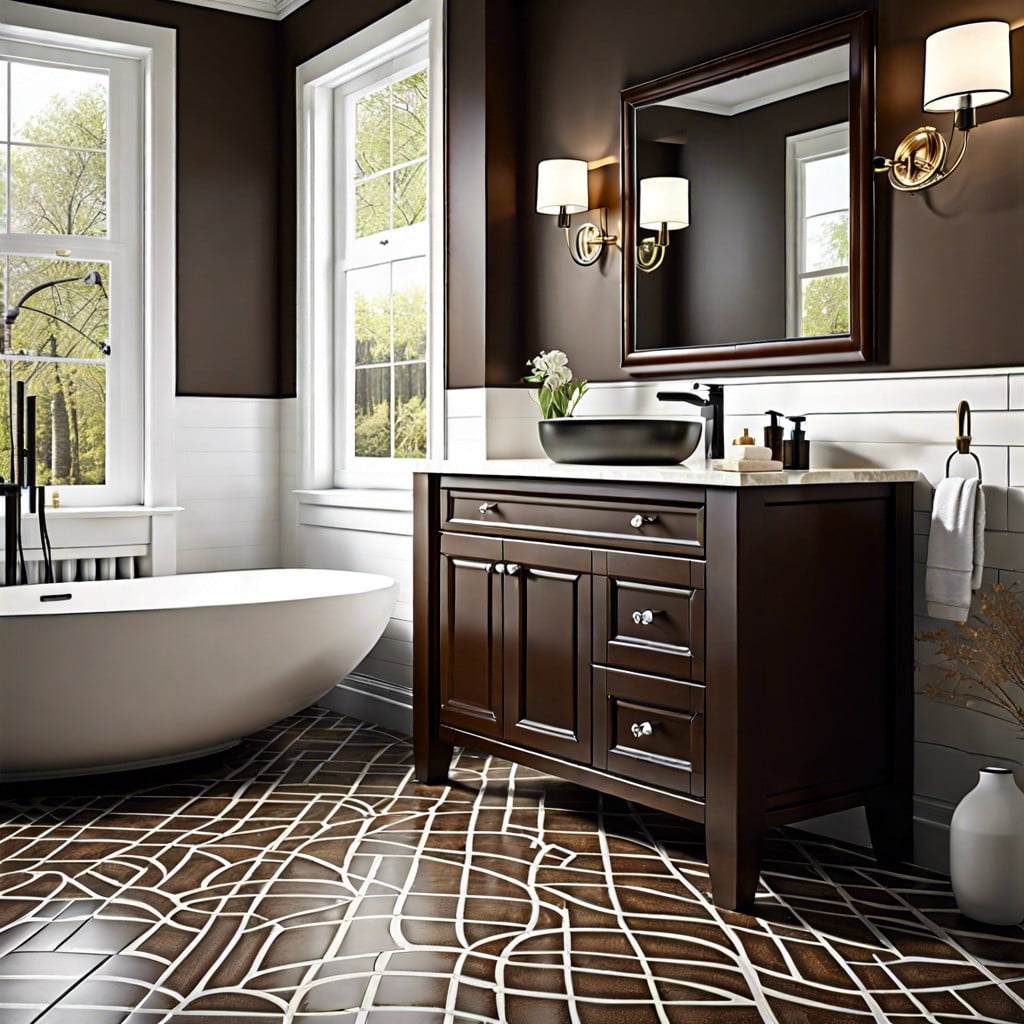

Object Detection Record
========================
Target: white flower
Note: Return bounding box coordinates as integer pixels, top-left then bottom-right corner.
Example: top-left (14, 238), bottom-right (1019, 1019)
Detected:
top-left (529, 349), bottom-right (572, 385)
top-left (544, 365), bottom-right (572, 390)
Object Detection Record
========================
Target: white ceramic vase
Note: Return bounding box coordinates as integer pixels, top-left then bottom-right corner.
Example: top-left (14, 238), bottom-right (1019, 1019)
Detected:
top-left (949, 767), bottom-right (1024, 926)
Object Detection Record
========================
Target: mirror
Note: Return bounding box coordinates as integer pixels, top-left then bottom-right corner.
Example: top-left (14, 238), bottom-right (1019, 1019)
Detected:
top-left (621, 14), bottom-right (874, 374)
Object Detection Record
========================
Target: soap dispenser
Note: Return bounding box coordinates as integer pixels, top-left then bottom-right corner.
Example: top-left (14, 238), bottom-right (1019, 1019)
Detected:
top-left (764, 411), bottom-right (785, 463)
top-left (783, 415), bottom-right (809, 471)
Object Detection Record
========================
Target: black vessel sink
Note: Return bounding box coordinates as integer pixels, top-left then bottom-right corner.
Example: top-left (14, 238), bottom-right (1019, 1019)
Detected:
top-left (538, 417), bottom-right (703, 465)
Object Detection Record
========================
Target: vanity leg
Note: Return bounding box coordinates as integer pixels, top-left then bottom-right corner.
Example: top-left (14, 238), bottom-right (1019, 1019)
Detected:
top-left (865, 789), bottom-right (913, 865)
top-left (706, 817), bottom-right (763, 912)
top-left (414, 727), bottom-right (453, 785)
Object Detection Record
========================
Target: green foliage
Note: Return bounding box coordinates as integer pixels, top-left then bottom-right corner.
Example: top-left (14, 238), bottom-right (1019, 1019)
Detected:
top-left (9, 85), bottom-right (107, 236)
top-left (353, 68), bottom-right (427, 238)
top-left (354, 281), bottom-right (427, 365)
top-left (354, 400), bottom-right (391, 458)
top-left (801, 218), bottom-right (850, 337)
top-left (395, 394), bottom-right (427, 458)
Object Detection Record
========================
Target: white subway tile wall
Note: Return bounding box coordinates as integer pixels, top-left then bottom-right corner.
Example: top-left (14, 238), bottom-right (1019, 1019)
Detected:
top-left (175, 397), bottom-right (281, 574)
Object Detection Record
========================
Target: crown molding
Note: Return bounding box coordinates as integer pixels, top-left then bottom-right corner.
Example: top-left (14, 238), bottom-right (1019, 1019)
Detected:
top-left (166, 0), bottom-right (312, 20)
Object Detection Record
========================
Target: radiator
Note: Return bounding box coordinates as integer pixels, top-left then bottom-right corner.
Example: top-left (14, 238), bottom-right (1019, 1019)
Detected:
top-left (7, 554), bottom-right (148, 585)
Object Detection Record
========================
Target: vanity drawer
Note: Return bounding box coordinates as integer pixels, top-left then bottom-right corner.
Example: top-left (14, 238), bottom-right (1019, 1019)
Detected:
top-left (442, 488), bottom-right (704, 556)
top-left (593, 667), bottom-right (705, 798)
top-left (595, 573), bottom-right (704, 681)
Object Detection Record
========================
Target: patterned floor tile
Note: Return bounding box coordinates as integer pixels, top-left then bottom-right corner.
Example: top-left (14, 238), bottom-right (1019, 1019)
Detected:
top-left (1, 707), bottom-right (1023, 1023)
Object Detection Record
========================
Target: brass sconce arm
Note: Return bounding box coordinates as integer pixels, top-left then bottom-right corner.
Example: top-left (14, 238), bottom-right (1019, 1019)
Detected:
top-left (563, 208), bottom-right (618, 267)
top-left (636, 224), bottom-right (670, 273)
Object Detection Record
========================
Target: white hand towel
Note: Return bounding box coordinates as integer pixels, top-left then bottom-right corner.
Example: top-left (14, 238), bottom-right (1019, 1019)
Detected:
top-left (926, 477), bottom-right (986, 622)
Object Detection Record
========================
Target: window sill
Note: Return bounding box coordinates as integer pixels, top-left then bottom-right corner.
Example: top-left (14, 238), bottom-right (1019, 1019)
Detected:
top-left (294, 489), bottom-right (413, 513)
top-left (0, 505), bottom-right (182, 521)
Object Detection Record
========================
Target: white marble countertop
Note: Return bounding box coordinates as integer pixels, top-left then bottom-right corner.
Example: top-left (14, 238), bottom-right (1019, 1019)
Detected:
top-left (420, 459), bottom-right (920, 487)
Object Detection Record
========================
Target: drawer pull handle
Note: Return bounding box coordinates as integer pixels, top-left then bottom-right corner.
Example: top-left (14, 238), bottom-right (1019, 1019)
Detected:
top-left (630, 514), bottom-right (657, 529)
top-left (504, 563), bottom-right (521, 576)
top-left (479, 502), bottom-right (498, 514)
top-left (630, 721), bottom-right (654, 739)
top-left (632, 609), bottom-right (657, 626)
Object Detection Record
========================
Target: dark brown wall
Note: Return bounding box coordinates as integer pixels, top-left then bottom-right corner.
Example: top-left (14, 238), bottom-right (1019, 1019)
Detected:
top-left (27, 0), bottom-right (281, 396)
top-left (445, 0), bottom-right (521, 389)
top-left (502, 0), bottom-right (1024, 385)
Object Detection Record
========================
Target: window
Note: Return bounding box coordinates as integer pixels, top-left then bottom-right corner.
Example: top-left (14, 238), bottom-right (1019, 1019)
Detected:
top-left (343, 61), bottom-right (429, 461)
top-left (297, 0), bottom-right (443, 491)
top-left (786, 123), bottom-right (850, 338)
top-left (0, 31), bottom-right (143, 504)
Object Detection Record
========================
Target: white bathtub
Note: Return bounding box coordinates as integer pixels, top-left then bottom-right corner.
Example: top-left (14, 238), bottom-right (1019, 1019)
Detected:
top-left (0, 568), bottom-right (397, 779)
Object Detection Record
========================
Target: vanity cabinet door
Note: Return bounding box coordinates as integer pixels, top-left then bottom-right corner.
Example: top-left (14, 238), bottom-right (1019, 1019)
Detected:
top-left (439, 533), bottom-right (504, 738)
top-left (502, 540), bottom-right (593, 762)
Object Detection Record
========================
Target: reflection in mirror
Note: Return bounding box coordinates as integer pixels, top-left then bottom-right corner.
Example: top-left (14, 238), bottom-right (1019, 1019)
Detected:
top-left (633, 44), bottom-right (850, 351)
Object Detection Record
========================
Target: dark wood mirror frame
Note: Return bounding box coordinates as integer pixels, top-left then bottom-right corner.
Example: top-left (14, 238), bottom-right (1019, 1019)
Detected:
top-left (621, 12), bottom-right (875, 376)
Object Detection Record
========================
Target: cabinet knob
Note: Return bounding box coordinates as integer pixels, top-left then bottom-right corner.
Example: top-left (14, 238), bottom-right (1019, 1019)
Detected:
top-left (630, 513), bottom-right (657, 529)
top-left (630, 721), bottom-right (654, 739)
top-left (479, 502), bottom-right (498, 515)
top-left (631, 609), bottom-right (656, 626)
top-left (504, 563), bottom-right (521, 576)
top-left (493, 562), bottom-right (504, 574)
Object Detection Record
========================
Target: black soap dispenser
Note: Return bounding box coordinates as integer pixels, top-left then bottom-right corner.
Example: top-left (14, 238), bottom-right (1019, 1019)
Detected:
top-left (784, 415), bottom-right (809, 471)
top-left (764, 410), bottom-right (785, 463)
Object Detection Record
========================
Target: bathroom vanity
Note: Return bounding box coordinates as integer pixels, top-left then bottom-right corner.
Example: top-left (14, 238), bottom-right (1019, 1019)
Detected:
top-left (413, 462), bottom-right (917, 910)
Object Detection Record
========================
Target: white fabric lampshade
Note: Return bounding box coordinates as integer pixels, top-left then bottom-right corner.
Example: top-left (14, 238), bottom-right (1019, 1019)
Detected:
top-left (536, 159), bottom-right (589, 214)
top-left (639, 177), bottom-right (689, 230)
top-left (923, 21), bottom-right (1011, 112)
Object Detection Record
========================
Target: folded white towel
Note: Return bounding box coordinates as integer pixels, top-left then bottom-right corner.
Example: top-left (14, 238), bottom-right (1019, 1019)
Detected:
top-left (926, 477), bottom-right (986, 622)
top-left (729, 444), bottom-right (773, 461)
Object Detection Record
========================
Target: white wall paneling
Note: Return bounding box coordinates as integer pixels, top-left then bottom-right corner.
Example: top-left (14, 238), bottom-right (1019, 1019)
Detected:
top-left (294, 489), bottom-right (414, 726)
top-left (175, 397), bottom-right (281, 574)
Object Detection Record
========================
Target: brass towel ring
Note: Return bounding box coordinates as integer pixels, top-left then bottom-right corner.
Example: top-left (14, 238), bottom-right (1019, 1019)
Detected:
top-left (944, 400), bottom-right (983, 483)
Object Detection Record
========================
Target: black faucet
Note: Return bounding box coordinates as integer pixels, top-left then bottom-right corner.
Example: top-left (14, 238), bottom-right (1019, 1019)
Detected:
top-left (656, 383), bottom-right (725, 460)
top-left (1, 481), bottom-right (19, 587)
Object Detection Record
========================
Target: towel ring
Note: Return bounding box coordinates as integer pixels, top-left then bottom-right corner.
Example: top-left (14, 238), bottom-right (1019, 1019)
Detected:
top-left (944, 400), bottom-right (983, 483)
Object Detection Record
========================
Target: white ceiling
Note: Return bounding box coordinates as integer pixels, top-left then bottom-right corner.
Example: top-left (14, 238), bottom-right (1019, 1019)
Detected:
top-left (166, 0), bottom-right (313, 20)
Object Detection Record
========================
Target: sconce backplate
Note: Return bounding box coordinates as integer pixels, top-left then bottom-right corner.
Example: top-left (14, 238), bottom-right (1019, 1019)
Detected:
top-left (889, 126), bottom-right (947, 190)
top-left (573, 223), bottom-right (606, 265)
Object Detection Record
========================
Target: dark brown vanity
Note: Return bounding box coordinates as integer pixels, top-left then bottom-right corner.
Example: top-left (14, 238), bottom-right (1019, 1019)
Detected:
top-left (413, 466), bottom-right (915, 911)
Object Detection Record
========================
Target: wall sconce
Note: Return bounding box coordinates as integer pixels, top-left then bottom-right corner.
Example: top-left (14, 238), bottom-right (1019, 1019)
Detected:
top-left (876, 21), bottom-right (1012, 192)
top-left (637, 176), bottom-right (689, 273)
top-left (536, 158), bottom-right (617, 266)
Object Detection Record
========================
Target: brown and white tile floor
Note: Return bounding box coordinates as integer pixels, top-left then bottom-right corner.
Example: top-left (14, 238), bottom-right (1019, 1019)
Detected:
top-left (1, 706), bottom-right (1022, 1023)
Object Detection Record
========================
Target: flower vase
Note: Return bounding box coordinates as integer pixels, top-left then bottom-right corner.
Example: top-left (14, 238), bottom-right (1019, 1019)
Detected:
top-left (949, 767), bottom-right (1024, 926)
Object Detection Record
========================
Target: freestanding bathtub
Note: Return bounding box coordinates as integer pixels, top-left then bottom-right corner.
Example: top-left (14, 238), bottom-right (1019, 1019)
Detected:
top-left (0, 568), bottom-right (397, 779)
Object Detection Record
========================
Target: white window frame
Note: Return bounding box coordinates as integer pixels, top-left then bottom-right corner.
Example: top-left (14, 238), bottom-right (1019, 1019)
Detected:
top-left (1, 2), bottom-right (175, 516)
top-left (785, 122), bottom-right (850, 338)
top-left (296, 0), bottom-right (445, 492)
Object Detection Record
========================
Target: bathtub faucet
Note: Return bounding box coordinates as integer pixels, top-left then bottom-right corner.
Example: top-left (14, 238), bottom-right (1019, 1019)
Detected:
top-left (1, 481), bottom-right (18, 587)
